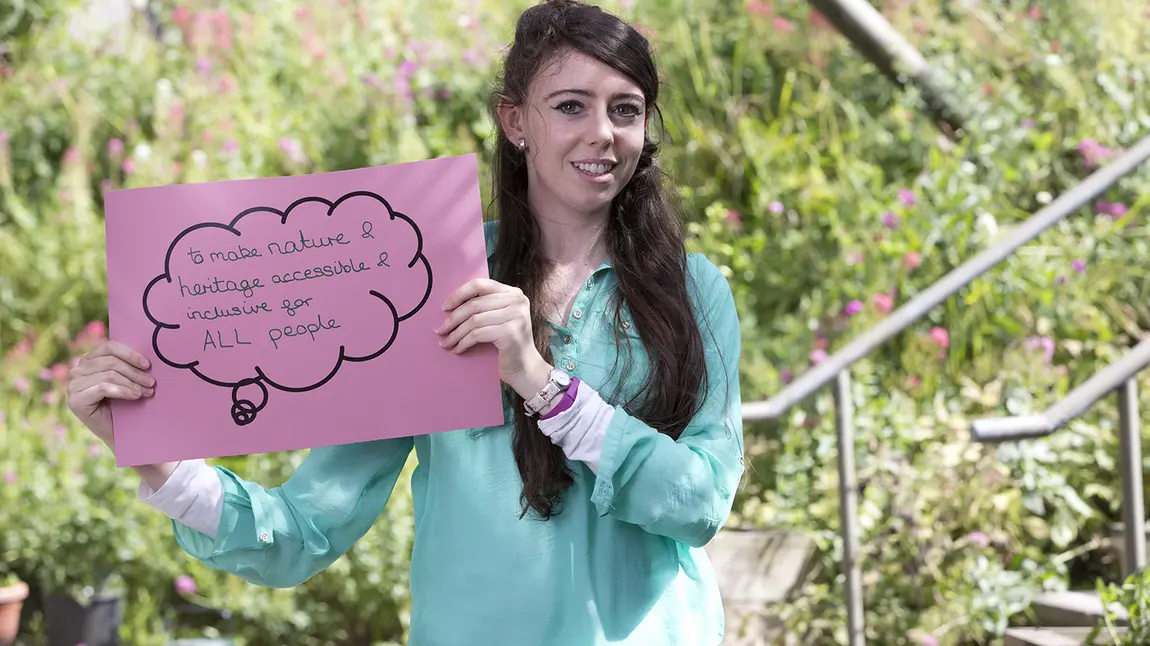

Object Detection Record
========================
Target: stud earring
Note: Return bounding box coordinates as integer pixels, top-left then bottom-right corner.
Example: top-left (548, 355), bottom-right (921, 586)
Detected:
top-left (518, 139), bottom-right (526, 150)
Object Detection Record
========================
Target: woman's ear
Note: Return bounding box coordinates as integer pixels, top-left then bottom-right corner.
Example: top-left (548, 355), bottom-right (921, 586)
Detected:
top-left (497, 101), bottom-right (526, 148)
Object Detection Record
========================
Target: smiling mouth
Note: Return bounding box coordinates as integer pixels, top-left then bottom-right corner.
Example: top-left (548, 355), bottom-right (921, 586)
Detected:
top-left (572, 162), bottom-right (615, 177)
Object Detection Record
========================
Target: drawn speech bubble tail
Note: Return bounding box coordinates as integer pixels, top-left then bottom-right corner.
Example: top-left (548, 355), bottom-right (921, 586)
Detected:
top-left (230, 377), bottom-right (269, 426)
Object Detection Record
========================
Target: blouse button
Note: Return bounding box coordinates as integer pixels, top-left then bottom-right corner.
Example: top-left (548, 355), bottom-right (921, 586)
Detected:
top-left (572, 309), bottom-right (583, 319)
top-left (565, 360), bottom-right (576, 371)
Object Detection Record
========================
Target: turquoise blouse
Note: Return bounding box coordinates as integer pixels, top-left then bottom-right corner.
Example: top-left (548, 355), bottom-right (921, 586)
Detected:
top-left (171, 222), bottom-right (745, 645)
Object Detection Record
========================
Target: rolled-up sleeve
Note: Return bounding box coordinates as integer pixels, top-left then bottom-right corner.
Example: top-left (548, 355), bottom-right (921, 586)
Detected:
top-left (173, 436), bottom-right (414, 588)
top-left (589, 257), bottom-right (744, 548)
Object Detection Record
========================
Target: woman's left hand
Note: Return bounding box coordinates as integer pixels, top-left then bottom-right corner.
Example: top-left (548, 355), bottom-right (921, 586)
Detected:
top-left (437, 278), bottom-right (551, 398)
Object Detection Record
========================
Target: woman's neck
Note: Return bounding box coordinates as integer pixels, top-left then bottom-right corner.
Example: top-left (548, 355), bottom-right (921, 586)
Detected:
top-left (530, 201), bottom-right (610, 269)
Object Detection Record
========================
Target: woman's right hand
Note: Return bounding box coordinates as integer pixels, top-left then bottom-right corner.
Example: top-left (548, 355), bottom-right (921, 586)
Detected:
top-left (66, 340), bottom-right (155, 449)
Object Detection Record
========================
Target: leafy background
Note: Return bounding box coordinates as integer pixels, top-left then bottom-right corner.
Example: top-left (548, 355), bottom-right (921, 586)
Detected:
top-left (1, 0), bottom-right (1149, 644)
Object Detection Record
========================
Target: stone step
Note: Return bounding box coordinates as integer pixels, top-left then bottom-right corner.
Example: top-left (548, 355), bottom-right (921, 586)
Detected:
top-left (1031, 590), bottom-right (1128, 628)
top-left (1005, 627), bottom-right (1126, 646)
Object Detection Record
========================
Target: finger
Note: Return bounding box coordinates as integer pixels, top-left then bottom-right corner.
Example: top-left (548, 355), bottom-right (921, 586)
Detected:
top-left (83, 340), bottom-right (151, 371)
top-left (70, 381), bottom-right (145, 413)
top-left (69, 370), bottom-right (149, 399)
top-left (441, 278), bottom-right (512, 311)
top-left (441, 307), bottom-right (519, 350)
top-left (71, 355), bottom-right (156, 388)
top-left (452, 324), bottom-right (503, 355)
top-left (437, 291), bottom-right (521, 336)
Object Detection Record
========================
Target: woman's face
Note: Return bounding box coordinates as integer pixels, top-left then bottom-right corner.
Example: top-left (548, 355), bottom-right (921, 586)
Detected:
top-left (502, 49), bottom-right (648, 221)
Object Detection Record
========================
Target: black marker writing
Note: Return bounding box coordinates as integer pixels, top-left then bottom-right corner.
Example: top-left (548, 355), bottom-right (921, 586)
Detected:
top-left (267, 229), bottom-right (350, 256)
top-left (268, 314), bottom-right (342, 350)
top-left (210, 245), bottom-right (263, 263)
top-left (361, 221), bottom-right (374, 239)
top-left (377, 252), bottom-right (390, 267)
top-left (281, 297), bottom-right (314, 316)
top-left (186, 301), bottom-right (274, 321)
top-left (187, 247), bottom-right (204, 264)
top-left (178, 274), bottom-right (264, 299)
top-left (269, 258), bottom-right (372, 285)
top-left (203, 328), bottom-right (254, 351)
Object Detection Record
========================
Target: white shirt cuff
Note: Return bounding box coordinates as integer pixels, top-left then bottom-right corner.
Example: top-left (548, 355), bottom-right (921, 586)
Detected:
top-left (536, 380), bottom-right (613, 474)
top-left (137, 458), bottom-right (224, 538)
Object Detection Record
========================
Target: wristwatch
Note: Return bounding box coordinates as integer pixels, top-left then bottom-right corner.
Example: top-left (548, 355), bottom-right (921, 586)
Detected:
top-left (524, 367), bottom-right (572, 416)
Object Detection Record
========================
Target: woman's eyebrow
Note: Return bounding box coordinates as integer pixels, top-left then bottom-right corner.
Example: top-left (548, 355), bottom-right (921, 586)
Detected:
top-left (544, 88), bottom-right (644, 102)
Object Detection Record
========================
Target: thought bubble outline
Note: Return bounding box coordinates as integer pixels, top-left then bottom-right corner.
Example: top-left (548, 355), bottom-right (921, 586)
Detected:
top-left (141, 190), bottom-right (433, 426)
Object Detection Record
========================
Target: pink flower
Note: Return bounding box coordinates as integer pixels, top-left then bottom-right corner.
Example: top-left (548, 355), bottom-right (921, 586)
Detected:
top-left (43, 391), bottom-right (58, 405)
top-left (844, 300), bottom-right (863, 316)
top-left (1021, 118), bottom-right (1036, 129)
top-left (768, 201), bottom-right (784, 214)
top-left (52, 363), bottom-right (69, 382)
top-left (780, 368), bottom-right (793, 383)
top-left (882, 212), bottom-right (899, 229)
top-left (898, 188), bottom-right (916, 206)
top-left (726, 209), bottom-right (742, 229)
top-left (903, 251), bottom-right (922, 270)
top-left (1109, 203), bottom-right (1129, 218)
top-left (195, 57), bottom-right (213, 76)
top-left (88, 443), bottom-right (103, 458)
top-left (3, 472), bottom-right (16, 485)
top-left (1026, 336), bottom-right (1055, 362)
top-left (122, 158), bottom-right (136, 175)
top-left (54, 425), bottom-right (67, 440)
top-left (63, 147), bottom-right (80, 165)
top-left (278, 138), bottom-right (306, 164)
top-left (1078, 138), bottom-right (1114, 168)
top-left (871, 293), bottom-right (894, 314)
top-left (772, 17), bottom-right (794, 32)
top-left (107, 138), bottom-right (124, 157)
top-left (39, 367), bottom-right (54, 381)
top-left (968, 531), bottom-right (990, 548)
top-left (0, 129), bottom-right (8, 145)
top-left (929, 327), bottom-right (950, 349)
top-left (174, 575), bottom-right (198, 596)
top-left (809, 348), bottom-right (828, 364)
top-left (809, 8), bottom-right (831, 28)
top-left (13, 377), bottom-right (29, 394)
top-left (1071, 259), bottom-right (1087, 272)
top-left (222, 139), bottom-right (239, 153)
top-left (1027, 5), bottom-right (1042, 19)
top-left (814, 336), bottom-right (828, 350)
top-left (919, 636), bottom-right (940, 646)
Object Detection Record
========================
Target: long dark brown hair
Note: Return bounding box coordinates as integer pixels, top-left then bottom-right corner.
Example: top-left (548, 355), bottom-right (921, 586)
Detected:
top-left (488, 0), bottom-right (708, 519)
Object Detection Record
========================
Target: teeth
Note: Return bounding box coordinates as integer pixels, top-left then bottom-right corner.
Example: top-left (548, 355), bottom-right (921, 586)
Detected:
top-left (574, 162), bottom-right (613, 175)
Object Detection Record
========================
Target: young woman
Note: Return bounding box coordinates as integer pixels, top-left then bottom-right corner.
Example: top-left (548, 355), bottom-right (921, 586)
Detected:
top-left (66, 1), bottom-right (745, 643)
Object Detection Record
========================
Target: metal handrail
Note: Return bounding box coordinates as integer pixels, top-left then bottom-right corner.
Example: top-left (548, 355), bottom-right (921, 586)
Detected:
top-left (743, 134), bottom-right (1150, 423)
top-left (971, 338), bottom-right (1150, 578)
top-left (972, 337), bottom-right (1150, 442)
top-left (738, 135), bottom-right (1150, 646)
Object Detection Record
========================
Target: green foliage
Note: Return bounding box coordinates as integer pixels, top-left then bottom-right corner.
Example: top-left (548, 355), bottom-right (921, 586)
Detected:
top-left (2, 0), bottom-right (1150, 644)
top-left (1087, 567), bottom-right (1150, 645)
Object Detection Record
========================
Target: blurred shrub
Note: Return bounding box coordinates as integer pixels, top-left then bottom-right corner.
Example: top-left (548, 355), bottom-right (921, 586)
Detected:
top-left (2, 0), bottom-right (1150, 644)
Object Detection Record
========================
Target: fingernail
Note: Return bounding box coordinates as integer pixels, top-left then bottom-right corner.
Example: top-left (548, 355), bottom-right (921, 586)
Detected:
top-left (141, 358), bottom-right (151, 369)
top-left (144, 387), bottom-right (154, 396)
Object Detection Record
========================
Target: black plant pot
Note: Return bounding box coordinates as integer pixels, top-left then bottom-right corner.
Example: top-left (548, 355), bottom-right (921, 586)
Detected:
top-left (44, 592), bottom-right (123, 646)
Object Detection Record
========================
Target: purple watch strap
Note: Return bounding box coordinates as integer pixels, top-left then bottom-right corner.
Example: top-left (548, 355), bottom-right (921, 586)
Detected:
top-left (539, 377), bottom-right (580, 420)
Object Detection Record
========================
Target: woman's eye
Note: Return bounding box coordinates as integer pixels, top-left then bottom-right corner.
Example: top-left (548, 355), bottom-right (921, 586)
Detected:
top-left (556, 101), bottom-right (582, 114)
top-left (615, 104), bottom-right (642, 118)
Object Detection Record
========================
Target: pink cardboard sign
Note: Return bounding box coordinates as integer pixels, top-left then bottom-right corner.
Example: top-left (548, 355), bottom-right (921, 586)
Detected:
top-left (104, 153), bottom-right (504, 467)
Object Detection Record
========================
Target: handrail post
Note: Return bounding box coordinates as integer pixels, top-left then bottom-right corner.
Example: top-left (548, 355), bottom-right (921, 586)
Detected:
top-left (1117, 378), bottom-right (1145, 577)
top-left (833, 370), bottom-right (865, 646)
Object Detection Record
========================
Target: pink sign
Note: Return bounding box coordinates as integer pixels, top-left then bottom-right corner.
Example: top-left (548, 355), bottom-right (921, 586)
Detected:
top-left (104, 154), bottom-right (504, 467)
